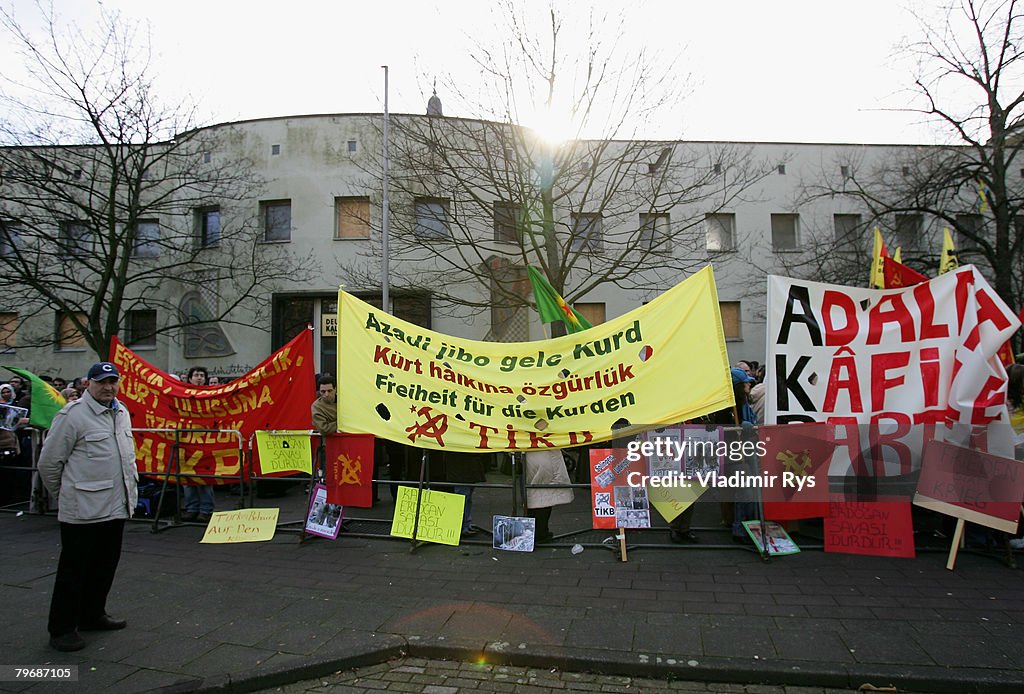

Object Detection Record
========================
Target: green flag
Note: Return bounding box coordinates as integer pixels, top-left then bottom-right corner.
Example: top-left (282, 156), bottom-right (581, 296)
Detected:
top-left (526, 266), bottom-right (592, 333)
top-left (4, 366), bottom-right (66, 429)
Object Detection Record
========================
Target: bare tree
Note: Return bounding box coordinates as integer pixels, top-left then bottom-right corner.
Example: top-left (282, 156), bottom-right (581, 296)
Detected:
top-left (795, 0), bottom-right (1024, 349)
top-left (347, 1), bottom-right (773, 337)
top-left (0, 3), bottom-right (315, 359)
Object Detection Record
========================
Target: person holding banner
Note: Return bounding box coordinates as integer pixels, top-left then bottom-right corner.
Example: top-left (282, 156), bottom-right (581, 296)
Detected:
top-left (181, 366), bottom-right (215, 522)
top-left (38, 362), bottom-right (138, 652)
top-left (311, 375), bottom-right (338, 436)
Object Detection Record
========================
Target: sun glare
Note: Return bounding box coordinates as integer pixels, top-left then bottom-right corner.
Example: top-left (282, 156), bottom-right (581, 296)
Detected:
top-left (527, 106), bottom-right (576, 147)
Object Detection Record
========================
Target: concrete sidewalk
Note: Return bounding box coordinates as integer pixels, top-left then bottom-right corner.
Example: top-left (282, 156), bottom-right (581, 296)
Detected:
top-left (1, 491), bottom-right (1023, 694)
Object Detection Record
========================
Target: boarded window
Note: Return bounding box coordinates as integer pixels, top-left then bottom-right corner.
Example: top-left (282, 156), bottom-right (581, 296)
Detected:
top-left (335, 197), bottom-right (370, 239)
top-left (574, 302), bottom-right (606, 326)
top-left (57, 312), bottom-right (87, 351)
top-left (0, 312), bottom-right (16, 351)
top-left (719, 301), bottom-right (741, 340)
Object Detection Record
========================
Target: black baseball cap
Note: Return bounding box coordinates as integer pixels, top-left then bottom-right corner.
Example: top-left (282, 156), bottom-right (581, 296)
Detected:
top-left (87, 362), bottom-right (120, 381)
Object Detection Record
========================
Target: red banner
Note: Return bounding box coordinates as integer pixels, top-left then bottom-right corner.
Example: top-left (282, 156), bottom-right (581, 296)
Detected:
top-left (760, 422), bottom-right (835, 520)
top-left (324, 433), bottom-right (375, 507)
top-left (112, 331), bottom-right (316, 484)
top-left (882, 256), bottom-right (928, 289)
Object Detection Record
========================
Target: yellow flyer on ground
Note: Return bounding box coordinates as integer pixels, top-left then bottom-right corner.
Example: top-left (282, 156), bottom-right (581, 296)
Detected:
top-left (200, 508), bottom-right (280, 543)
top-left (390, 485), bottom-right (464, 546)
top-left (255, 430), bottom-right (313, 474)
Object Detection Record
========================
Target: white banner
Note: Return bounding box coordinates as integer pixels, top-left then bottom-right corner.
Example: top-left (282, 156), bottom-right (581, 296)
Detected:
top-left (766, 265), bottom-right (1020, 477)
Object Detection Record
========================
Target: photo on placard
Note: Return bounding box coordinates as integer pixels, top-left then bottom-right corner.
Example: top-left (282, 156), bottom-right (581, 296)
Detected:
top-left (305, 483), bottom-right (343, 540)
top-left (742, 520), bottom-right (800, 556)
top-left (614, 485), bottom-right (651, 528)
top-left (0, 404), bottom-right (28, 431)
top-left (643, 427), bottom-right (682, 476)
top-left (492, 515), bottom-right (536, 552)
top-left (682, 425), bottom-right (723, 478)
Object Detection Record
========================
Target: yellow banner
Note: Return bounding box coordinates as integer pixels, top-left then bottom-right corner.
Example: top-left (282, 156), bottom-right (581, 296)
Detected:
top-left (338, 266), bottom-right (733, 451)
top-left (255, 431), bottom-right (313, 475)
top-left (200, 508), bottom-right (280, 543)
top-left (390, 486), bottom-right (464, 546)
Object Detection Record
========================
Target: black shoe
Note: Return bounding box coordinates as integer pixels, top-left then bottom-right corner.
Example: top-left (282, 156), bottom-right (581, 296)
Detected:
top-left (732, 535), bottom-right (747, 544)
top-left (197, 513), bottom-right (212, 523)
top-left (80, 614), bottom-right (127, 631)
top-left (535, 531), bottom-right (554, 544)
top-left (670, 530), bottom-right (700, 544)
top-left (180, 511), bottom-right (198, 522)
top-left (50, 631), bottom-right (85, 651)
top-left (461, 527), bottom-right (479, 537)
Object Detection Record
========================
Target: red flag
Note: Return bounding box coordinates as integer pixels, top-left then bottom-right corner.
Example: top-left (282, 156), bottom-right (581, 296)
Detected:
top-left (759, 422), bottom-right (835, 520)
top-left (882, 256), bottom-right (928, 289)
top-left (324, 433), bottom-right (375, 507)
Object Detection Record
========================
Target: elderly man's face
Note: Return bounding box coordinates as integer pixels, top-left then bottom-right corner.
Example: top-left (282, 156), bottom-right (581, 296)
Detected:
top-left (88, 377), bottom-right (120, 405)
top-left (319, 383), bottom-right (336, 401)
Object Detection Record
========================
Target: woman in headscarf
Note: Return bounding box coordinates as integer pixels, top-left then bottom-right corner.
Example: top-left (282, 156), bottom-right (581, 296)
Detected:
top-left (0, 383), bottom-right (23, 461)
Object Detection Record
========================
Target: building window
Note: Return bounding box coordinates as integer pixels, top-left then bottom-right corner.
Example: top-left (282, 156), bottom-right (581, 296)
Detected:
top-left (56, 312), bottom-right (87, 351)
top-left (196, 207), bottom-right (221, 248)
top-left (956, 213), bottom-right (983, 239)
top-left (132, 219), bottom-right (160, 258)
top-left (202, 152), bottom-right (211, 164)
top-left (261, 200), bottom-right (292, 242)
top-left (705, 213), bottom-right (735, 252)
top-left (639, 213), bottom-right (669, 249)
top-left (719, 301), bottom-right (741, 340)
top-left (894, 213), bottom-right (922, 250)
top-left (271, 144), bottom-right (281, 155)
top-left (833, 213), bottom-right (862, 245)
top-left (840, 165), bottom-right (850, 178)
top-left (493, 202), bottom-right (521, 243)
top-left (125, 309), bottom-right (157, 348)
top-left (60, 221), bottom-right (92, 258)
top-left (414, 198), bottom-right (450, 239)
top-left (777, 164), bottom-right (786, 175)
top-left (713, 163), bottom-right (722, 175)
top-left (347, 140), bottom-right (358, 153)
top-left (0, 221), bottom-right (23, 257)
top-left (335, 197), bottom-right (371, 239)
top-left (573, 302), bottom-right (606, 326)
top-left (0, 312), bottom-right (16, 352)
top-left (770, 213), bottom-right (799, 251)
top-left (571, 213), bottom-right (603, 252)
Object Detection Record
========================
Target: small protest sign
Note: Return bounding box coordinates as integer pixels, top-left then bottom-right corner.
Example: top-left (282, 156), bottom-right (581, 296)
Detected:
top-left (742, 520), bottom-right (800, 556)
top-left (200, 508), bottom-right (279, 543)
top-left (255, 431), bottom-right (312, 475)
top-left (390, 485), bottom-right (464, 546)
top-left (492, 515), bottom-right (535, 552)
top-left (824, 497), bottom-right (915, 558)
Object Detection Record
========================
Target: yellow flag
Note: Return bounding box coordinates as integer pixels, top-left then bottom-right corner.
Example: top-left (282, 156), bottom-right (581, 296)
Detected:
top-left (869, 227), bottom-right (888, 289)
top-left (893, 247), bottom-right (902, 264)
top-left (939, 227), bottom-right (959, 275)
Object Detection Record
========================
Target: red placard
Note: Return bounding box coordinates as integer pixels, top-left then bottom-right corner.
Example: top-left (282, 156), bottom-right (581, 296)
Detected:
top-left (588, 448), bottom-right (649, 529)
top-left (759, 422), bottom-right (835, 520)
top-left (914, 439), bottom-right (1024, 534)
top-left (824, 496), bottom-right (916, 558)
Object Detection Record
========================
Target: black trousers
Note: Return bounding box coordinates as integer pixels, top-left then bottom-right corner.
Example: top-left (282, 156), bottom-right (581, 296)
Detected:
top-left (48, 519), bottom-right (125, 637)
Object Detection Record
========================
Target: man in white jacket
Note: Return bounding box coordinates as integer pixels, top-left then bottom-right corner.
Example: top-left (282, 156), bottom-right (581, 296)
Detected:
top-left (39, 362), bottom-right (138, 652)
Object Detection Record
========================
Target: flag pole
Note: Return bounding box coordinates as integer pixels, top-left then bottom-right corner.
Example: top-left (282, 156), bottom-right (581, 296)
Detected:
top-left (381, 65), bottom-right (391, 315)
